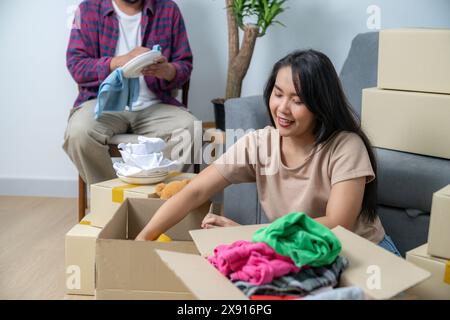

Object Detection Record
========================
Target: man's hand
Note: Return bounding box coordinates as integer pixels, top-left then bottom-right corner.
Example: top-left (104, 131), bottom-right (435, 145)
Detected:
top-left (141, 55), bottom-right (177, 81)
top-left (201, 213), bottom-right (240, 229)
top-left (110, 46), bottom-right (150, 72)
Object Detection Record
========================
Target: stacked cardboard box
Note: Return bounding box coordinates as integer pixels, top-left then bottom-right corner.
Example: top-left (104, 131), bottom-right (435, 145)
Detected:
top-left (65, 214), bottom-right (101, 296)
top-left (362, 28), bottom-right (450, 159)
top-left (361, 28), bottom-right (450, 299)
top-left (406, 185), bottom-right (450, 299)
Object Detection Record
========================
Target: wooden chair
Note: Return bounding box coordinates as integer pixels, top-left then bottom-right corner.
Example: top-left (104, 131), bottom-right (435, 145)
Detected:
top-left (78, 81), bottom-right (196, 221)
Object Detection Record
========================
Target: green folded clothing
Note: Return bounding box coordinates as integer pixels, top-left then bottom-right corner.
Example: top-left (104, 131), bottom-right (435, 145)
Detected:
top-left (252, 212), bottom-right (342, 268)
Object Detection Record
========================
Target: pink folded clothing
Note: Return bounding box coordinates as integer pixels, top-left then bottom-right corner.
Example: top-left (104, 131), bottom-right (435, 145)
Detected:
top-left (208, 240), bottom-right (300, 285)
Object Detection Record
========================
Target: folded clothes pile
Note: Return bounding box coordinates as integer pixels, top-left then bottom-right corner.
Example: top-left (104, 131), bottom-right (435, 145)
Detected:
top-left (208, 240), bottom-right (300, 285)
top-left (113, 136), bottom-right (180, 178)
top-left (207, 212), bottom-right (362, 299)
top-left (234, 255), bottom-right (349, 297)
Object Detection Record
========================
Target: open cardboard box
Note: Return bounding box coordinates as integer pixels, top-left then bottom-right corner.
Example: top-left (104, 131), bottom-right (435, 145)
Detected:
top-left (95, 197), bottom-right (210, 300)
top-left (155, 225), bottom-right (431, 300)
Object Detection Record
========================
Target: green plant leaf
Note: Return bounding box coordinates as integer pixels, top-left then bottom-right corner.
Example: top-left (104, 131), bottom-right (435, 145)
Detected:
top-left (231, 0), bottom-right (288, 35)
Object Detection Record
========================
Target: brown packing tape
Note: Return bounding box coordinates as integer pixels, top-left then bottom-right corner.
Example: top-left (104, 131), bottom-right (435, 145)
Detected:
top-left (445, 261), bottom-right (450, 285)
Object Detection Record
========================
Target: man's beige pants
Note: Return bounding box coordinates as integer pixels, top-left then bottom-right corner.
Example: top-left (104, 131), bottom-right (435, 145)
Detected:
top-left (63, 99), bottom-right (200, 186)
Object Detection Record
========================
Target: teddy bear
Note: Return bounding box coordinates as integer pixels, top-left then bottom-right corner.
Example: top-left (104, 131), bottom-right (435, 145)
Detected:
top-left (155, 179), bottom-right (191, 200)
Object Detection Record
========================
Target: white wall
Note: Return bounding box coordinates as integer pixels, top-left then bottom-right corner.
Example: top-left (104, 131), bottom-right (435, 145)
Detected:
top-left (1, 0), bottom-right (449, 197)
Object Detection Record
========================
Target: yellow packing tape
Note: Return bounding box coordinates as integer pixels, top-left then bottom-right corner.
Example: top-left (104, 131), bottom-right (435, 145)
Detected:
top-left (444, 261), bottom-right (450, 285)
top-left (112, 184), bottom-right (140, 203)
top-left (156, 233), bottom-right (172, 243)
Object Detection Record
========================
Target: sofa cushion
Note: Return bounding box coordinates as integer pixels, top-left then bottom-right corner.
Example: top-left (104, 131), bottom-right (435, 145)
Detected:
top-left (340, 32), bottom-right (379, 118)
top-left (376, 148), bottom-right (450, 213)
top-left (224, 183), bottom-right (260, 225)
top-left (377, 205), bottom-right (430, 257)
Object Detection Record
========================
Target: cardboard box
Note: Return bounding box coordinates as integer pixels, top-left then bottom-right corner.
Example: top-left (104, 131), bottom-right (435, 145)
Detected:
top-left (361, 88), bottom-right (450, 159)
top-left (95, 197), bottom-right (211, 300)
top-left (90, 172), bottom-right (196, 227)
top-left (406, 244), bottom-right (450, 299)
top-left (156, 225), bottom-right (430, 300)
top-left (378, 28), bottom-right (450, 94)
top-left (428, 185), bottom-right (450, 259)
top-left (65, 214), bottom-right (102, 296)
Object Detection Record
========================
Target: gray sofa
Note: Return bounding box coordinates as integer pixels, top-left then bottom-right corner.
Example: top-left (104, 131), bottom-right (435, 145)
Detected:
top-left (222, 32), bottom-right (450, 256)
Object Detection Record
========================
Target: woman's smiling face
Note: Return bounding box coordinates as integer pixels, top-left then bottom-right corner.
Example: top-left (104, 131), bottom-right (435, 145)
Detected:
top-left (269, 66), bottom-right (316, 139)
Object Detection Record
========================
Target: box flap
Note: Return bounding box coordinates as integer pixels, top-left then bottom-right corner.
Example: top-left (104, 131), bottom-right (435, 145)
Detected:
top-left (66, 223), bottom-right (102, 238)
top-left (96, 200), bottom-right (128, 237)
top-left (332, 226), bottom-right (431, 300)
top-left (407, 244), bottom-right (448, 263)
top-left (96, 239), bottom-right (198, 292)
top-left (127, 198), bottom-right (166, 239)
top-left (406, 244), bottom-right (429, 258)
top-left (156, 250), bottom-right (247, 300)
top-left (126, 198), bottom-right (210, 241)
top-left (165, 202), bottom-right (211, 241)
top-left (189, 224), bottom-right (269, 256)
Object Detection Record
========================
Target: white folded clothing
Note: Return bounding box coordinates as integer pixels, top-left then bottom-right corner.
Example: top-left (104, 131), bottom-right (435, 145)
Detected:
top-left (113, 161), bottom-right (181, 178)
top-left (118, 150), bottom-right (164, 170)
top-left (118, 137), bottom-right (166, 155)
top-left (114, 135), bottom-right (182, 177)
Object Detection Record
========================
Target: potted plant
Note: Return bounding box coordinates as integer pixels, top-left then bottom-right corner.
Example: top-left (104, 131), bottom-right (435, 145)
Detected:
top-left (213, 0), bottom-right (288, 130)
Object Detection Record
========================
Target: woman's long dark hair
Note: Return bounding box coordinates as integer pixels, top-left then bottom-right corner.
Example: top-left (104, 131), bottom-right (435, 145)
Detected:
top-left (264, 49), bottom-right (378, 222)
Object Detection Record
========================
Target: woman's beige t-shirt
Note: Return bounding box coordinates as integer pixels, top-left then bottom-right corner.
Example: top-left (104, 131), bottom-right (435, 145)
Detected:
top-left (213, 126), bottom-right (385, 243)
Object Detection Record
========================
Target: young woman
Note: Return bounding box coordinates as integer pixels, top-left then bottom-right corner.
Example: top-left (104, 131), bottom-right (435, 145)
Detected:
top-left (136, 50), bottom-right (401, 256)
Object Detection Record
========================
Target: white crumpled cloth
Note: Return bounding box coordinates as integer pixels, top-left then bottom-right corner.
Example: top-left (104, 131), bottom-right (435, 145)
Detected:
top-left (113, 136), bottom-right (181, 177)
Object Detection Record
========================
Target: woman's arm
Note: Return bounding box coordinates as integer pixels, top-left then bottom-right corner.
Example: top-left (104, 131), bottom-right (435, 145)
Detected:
top-left (135, 165), bottom-right (230, 241)
top-left (315, 177), bottom-right (366, 230)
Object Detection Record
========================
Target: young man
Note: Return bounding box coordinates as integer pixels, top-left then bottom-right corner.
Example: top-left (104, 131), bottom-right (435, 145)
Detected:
top-left (64, 0), bottom-right (197, 185)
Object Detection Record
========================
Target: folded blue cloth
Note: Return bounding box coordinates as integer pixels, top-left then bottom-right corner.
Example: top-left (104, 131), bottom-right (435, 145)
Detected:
top-left (94, 68), bottom-right (139, 119)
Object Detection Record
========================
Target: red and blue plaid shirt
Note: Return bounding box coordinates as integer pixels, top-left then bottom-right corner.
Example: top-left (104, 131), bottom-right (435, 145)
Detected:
top-left (67, 0), bottom-right (192, 109)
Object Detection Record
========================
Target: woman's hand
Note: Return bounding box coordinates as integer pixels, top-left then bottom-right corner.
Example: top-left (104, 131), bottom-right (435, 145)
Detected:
top-left (134, 166), bottom-right (231, 241)
top-left (135, 234), bottom-right (147, 241)
top-left (201, 213), bottom-right (240, 229)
